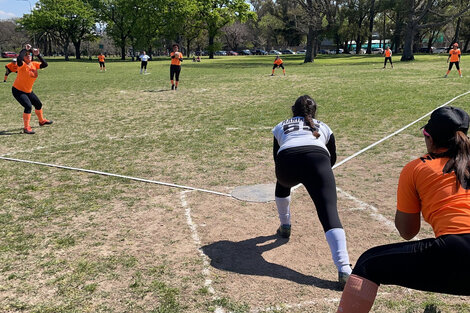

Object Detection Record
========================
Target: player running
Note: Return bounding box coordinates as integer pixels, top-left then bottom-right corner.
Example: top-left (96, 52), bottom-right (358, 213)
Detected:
top-left (4, 58), bottom-right (18, 82)
top-left (445, 43), bottom-right (462, 78)
top-left (337, 107), bottom-right (470, 312)
top-left (383, 46), bottom-right (393, 69)
top-left (272, 95), bottom-right (352, 288)
top-left (98, 53), bottom-right (106, 72)
top-left (12, 44), bottom-right (52, 134)
top-left (139, 51), bottom-right (150, 74)
top-left (170, 44), bottom-right (183, 90)
top-left (271, 55), bottom-right (285, 76)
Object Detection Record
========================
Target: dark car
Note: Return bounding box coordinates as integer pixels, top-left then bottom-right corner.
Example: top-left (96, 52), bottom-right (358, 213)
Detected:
top-left (281, 49), bottom-right (296, 54)
top-left (238, 49), bottom-right (252, 55)
top-left (418, 47), bottom-right (433, 53)
top-left (2, 51), bottom-right (18, 58)
top-left (252, 49), bottom-right (268, 55)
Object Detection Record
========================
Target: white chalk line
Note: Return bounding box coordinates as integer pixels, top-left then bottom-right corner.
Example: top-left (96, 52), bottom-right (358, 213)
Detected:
top-left (180, 191), bottom-right (225, 313)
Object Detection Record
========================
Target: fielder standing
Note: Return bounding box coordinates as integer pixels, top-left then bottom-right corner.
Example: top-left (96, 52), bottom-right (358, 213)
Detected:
top-left (445, 43), bottom-right (462, 78)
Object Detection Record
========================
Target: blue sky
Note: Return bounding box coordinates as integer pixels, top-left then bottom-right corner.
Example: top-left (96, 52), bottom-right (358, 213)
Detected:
top-left (0, 0), bottom-right (39, 20)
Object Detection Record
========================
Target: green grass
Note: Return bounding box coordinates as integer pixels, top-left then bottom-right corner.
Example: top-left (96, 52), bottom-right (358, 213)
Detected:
top-left (1, 54), bottom-right (469, 312)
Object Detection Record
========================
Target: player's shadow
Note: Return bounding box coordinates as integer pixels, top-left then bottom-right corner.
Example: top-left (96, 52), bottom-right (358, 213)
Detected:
top-left (201, 234), bottom-right (338, 290)
top-left (144, 89), bottom-right (167, 93)
top-left (0, 128), bottom-right (23, 136)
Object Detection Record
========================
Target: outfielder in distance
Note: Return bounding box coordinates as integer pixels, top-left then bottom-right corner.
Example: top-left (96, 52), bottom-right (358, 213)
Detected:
top-left (337, 107), bottom-right (470, 312)
top-left (98, 53), bottom-right (106, 72)
top-left (271, 55), bottom-right (285, 76)
top-left (383, 46), bottom-right (393, 69)
top-left (11, 44), bottom-right (52, 134)
top-left (170, 44), bottom-right (183, 90)
top-left (4, 58), bottom-right (18, 82)
top-left (272, 95), bottom-right (352, 288)
top-left (444, 43), bottom-right (462, 78)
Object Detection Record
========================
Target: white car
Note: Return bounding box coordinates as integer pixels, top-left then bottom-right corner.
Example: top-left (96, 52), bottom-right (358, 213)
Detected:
top-left (433, 47), bottom-right (447, 54)
top-left (268, 50), bottom-right (282, 55)
top-left (297, 50), bottom-right (306, 54)
top-left (372, 48), bottom-right (384, 54)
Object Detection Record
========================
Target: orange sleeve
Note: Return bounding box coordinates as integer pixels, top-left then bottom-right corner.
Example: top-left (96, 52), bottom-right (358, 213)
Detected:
top-left (397, 160), bottom-right (421, 213)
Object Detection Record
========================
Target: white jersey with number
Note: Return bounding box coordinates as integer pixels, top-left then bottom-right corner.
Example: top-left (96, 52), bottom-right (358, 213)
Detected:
top-left (272, 116), bottom-right (333, 155)
top-left (140, 54), bottom-right (150, 61)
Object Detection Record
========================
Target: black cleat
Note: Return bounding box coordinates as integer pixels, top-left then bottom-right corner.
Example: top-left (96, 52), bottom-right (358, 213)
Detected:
top-left (276, 224), bottom-right (291, 238)
top-left (39, 119), bottom-right (53, 126)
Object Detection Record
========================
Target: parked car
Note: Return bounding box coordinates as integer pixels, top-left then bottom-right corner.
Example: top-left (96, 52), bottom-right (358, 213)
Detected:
top-left (252, 49), bottom-right (268, 55)
top-left (433, 47), bottom-right (447, 54)
top-left (418, 47), bottom-right (434, 53)
top-left (268, 50), bottom-right (282, 55)
top-left (239, 49), bottom-right (252, 55)
top-left (349, 49), bottom-right (366, 54)
top-left (319, 49), bottom-right (330, 54)
top-left (1, 51), bottom-right (18, 58)
top-left (195, 50), bottom-right (207, 56)
top-left (281, 49), bottom-right (296, 54)
top-left (227, 51), bottom-right (238, 56)
top-left (214, 50), bottom-right (227, 56)
top-left (297, 50), bottom-right (306, 54)
top-left (328, 49), bottom-right (344, 54)
top-left (371, 47), bottom-right (383, 54)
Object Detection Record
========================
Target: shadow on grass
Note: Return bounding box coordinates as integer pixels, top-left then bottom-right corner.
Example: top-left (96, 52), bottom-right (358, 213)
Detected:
top-left (144, 89), bottom-right (168, 93)
top-left (0, 128), bottom-right (23, 136)
top-left (202, 234), bottom-right (339, 290)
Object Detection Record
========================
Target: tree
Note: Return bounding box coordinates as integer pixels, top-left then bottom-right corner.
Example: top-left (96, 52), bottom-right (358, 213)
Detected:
top-left (0, 20), bottom-right (28, 53)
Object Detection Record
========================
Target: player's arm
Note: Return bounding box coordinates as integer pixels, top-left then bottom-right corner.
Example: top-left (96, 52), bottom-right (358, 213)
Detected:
top-left (171, 53), bottom-right (175, 59)
top-left (34, 49), bottom-right (48, 69)
top-left (325, 134), bottom-right (337, 166)
top-left (273, 137), bottom-right (280, 162)
top-left (394, 210), bottom-right (420, 240)
top-left (179, 53), bottom-right (183, 62)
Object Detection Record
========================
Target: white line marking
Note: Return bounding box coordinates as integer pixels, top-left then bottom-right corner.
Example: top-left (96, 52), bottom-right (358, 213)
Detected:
top-left (0, 156), bottom-right (231, 197)
top-left (180, 191), bottom-right (225, 313)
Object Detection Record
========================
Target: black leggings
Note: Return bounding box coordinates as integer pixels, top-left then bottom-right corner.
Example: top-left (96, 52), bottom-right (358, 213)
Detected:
top-left (170, 64), bottom-right (181, 81)
top-left (448, 61), bottom-right (460, 70)
top-left (275, 146), bottom-right (342, 232)
top-left (12, 87), bottom-right (42, 114)
top-left (353, 233), bottom-right (470, 295)
top-left (141, 61), bottom-right (147, 69)
top-left (384, 57), bottom-right (392, 66)
top-left (273, 64), bottom-right (284, 69)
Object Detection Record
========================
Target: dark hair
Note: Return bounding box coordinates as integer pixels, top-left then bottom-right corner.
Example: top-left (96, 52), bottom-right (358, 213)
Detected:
top-left (292, 95), bottom-right (320, 138)
top-left (172, 44), bottom-right (179, 48)
top-left (436, 131), bottom-right (470, 189)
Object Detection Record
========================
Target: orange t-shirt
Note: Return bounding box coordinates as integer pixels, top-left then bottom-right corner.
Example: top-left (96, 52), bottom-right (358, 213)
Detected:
top-left (385, 49), bottom-right (392, 57)
top-left (397, 154), bottom-right (470, 237)
top-left (449, 48), bottom-right (461, 62)
top-left (6, 62), bottom-right (18, 72)
top-left (171, 52), bottom-right (182, 66)
top-left (98, 55), bottom-right (105, 62)
top-left (13, 61), bottom-right (41, 93)
top-left (274, 58), bottom-right (283, 65)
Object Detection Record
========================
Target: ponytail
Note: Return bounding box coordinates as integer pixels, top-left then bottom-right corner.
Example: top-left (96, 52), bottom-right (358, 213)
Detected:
top-left (292, 95), bottom-right (320, 138)
top-left (442, 131), bottom-right (470, 189)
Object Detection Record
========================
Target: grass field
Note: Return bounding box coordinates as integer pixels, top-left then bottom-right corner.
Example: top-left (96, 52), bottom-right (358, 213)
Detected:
top-left (1, 54), bottom-right (470, 313)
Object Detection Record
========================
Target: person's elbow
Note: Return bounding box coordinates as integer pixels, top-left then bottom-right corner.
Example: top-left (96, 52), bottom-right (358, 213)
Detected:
top-left (395, 210), bottom-right (420, 240)
top-left (396, 227), bottom-right (419, 240)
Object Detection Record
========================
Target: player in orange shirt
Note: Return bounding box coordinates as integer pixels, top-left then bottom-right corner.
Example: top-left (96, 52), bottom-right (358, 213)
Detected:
top-left (4, 58), bottom-right (18, 82)
top-left (383, 46), bottom-right (393, 69)
top-left (170, 44), bottom-right (183, 90)
top-left (271, 55), bottom-right (285, 76)
top-left (336, 106), bottom-right (470, 313)
top-left (12, 44), bottom-right (52, 134)
top-left (98, 53), bottom-right (106, 72)
top-left (444, 43), bottom-right (462, 78)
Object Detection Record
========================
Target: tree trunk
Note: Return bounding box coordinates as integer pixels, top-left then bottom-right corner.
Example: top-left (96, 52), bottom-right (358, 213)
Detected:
top-left (427, 31), bottom-right (436, 52)
top-left (208, 34), bottom-right (214, 59)
top-left (366, 0), bottom-right (376, 54)
top-left (64, 41), bottom-right (69, 61)
top-left (186, 38), bottom-right (192, 57)
top-left (452, 17), bottom-right (462, 44)
top-left (355, 35), bottom-right (362, 54)
top-left (464, 39), bottom-right (469, 53)
top-left (74, 40), bottom-right (81, 59)
top-left (401, 22), bottom-right (415, 61)
top-left (304, 24), bottom-right (315, 63)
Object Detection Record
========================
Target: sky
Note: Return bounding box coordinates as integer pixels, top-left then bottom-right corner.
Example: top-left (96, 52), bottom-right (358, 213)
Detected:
top-left (0, 0), bottom-right (39, 20)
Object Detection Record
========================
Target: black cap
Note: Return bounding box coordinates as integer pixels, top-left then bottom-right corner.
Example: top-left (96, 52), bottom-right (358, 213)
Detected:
top-left (423, 106), bottom-right (469, 145)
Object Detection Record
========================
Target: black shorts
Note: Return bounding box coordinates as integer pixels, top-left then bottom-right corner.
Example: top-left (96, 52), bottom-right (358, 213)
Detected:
top-left (384, 57), bottom-right (392, 64)
top-left (12, 86), bottom-right (43, 114)
top-left (353, 233), bottom-right (470, 295)
top-left (449, 61), bottom-right (460, 70)
top-left (275, 145), bottom-right (342, 232)
top-left (273, 64), bottom-right (284, 69)
top-left (99, 61), bottom-right (105, 66)
top-left (141, 61), bottom-right (148, 69)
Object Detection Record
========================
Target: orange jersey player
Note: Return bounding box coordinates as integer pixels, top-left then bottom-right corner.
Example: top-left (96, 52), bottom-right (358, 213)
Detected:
top-left (271, 56), bottom-right (285, 76)
top-left (98, 53), bottom-right (106, 72)
top-left (445, 43), bottom-right (462, 78)
top-left (12, 44), bottom-right (52, 134)
top-left (4, 58), bottom-right (18, 82)
top-left (170, 44), bottom-right (183, 90)
top-left (383, 46), bottom-right (393, 69)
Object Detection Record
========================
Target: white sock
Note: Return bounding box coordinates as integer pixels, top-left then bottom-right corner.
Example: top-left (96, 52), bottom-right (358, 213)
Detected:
top-left (275, 196), bottom-right (291, 225)
top-left (325, 228), bottom-right (352, 274)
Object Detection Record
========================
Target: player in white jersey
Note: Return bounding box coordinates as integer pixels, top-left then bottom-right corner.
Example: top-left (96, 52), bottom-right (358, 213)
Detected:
top-left (139, 51), bottom-right (150, 74)
top-left (272, 95), bottom-right (352, 288)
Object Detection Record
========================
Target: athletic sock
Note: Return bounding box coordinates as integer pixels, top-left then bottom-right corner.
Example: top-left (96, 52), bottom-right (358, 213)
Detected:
top-left (275, 196), bottom-right (291, 225)
top-left (336, 274), bottom-right (378, 313)
top-left (23, 113), bottom-right (31, 129)
top-left (35, 109), bottom-right (45, 123)
top-left (325, 228), bottom-right (352, 274)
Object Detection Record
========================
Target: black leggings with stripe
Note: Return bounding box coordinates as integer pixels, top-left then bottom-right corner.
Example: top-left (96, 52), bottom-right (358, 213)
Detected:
top-left (353, 233), bottom-right (470, 295)
top-left (275, 146), bottom-right (342, 232)
top-left (12, 86), bottom-right (42, 114)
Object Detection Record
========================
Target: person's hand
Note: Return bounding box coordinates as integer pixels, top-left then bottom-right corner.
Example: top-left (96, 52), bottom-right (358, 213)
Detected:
top-left (25, 44), bottom-right (32, 51)
top-left (32, 48), bottom-right (39, 56)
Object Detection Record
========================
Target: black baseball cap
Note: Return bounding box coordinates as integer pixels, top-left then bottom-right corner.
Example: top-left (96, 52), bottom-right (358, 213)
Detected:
top-left (422, 106), bottom-right (469, 145)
